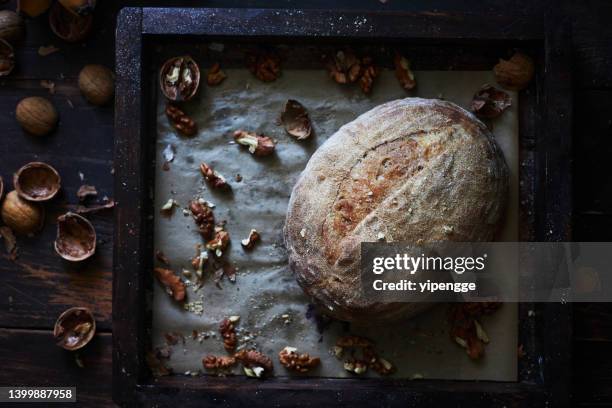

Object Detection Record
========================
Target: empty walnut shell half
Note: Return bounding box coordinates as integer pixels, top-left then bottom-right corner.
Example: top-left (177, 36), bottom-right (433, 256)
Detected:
top-left (49, 1), bottom-right (93, 43)
top-left (159, 55), bottom-right (200, 102)
top-left (0, 38), bottom-right (14, 77)
top-left (53, 307), bottom-right (96, 351)
top-left (280, 99), bottom-right (312, 140)
top-left (54, 212), bottom-right (96, 262)
top-left (14, 162), bottom-right (61, 202)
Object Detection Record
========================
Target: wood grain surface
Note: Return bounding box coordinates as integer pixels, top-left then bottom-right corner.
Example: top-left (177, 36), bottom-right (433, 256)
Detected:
top-left (0, 0), bottom-right (610, 407)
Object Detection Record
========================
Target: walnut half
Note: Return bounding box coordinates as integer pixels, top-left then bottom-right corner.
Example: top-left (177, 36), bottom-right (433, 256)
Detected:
top-left (278, 346), bottom-right (320, 373)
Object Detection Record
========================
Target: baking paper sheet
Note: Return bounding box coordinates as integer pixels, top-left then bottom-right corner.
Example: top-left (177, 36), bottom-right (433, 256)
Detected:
top-left (152, 68), bottom-right (518, 380)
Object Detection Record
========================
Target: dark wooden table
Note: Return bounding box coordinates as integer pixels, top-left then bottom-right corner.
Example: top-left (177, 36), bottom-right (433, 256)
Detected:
top-left (0, 1), bottom-right (611, 406)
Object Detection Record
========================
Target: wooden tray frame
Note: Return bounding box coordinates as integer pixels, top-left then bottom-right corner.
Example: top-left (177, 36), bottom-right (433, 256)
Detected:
top-left (114, 6), bottom-right (572, 407)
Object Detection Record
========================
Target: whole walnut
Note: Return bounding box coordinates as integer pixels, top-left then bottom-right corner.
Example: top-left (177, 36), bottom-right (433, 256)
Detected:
top-left (78, 64), bottom-right (115, 106)
top-left (493, 52), bottom-right (535, 91)
top-left (1, 190), bottom-right (44, 235)
top-left (0, 10), bottom-right (25, 44)
top-left (16, 96), bottom-right (58, 136)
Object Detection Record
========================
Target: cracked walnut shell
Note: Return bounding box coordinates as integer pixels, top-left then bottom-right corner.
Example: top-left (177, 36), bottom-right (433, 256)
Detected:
top-left (53, 307), bottom-right (96, 351)
top-left (278, 346), bottom-right (320, 373)
top-left (49, 1), bottom-right (93, 43)
top-left (280, 99), bottom-right (312, 140)
top-left (160, 55), bottom-right (200, 102)
top-left (14, 161), bottom-right (61, 202)
top-left (54, 212), bottom-right (96, 262)
top-left (0, 39), bottom-right (14, 77)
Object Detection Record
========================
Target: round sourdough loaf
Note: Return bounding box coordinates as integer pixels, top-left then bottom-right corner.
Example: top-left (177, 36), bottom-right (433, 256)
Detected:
top-left (284, 98), bottom-right (508, 322)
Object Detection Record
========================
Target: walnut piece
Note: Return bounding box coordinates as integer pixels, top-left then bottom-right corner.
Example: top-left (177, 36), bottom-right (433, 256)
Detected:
top-left (493, 52), bottom-right (534, 91)
top-left (207, 62), bottom-right (227, 86)
top-left (199, 162), bottom-right (229, 189)
top-left (448, 303), bottom-right (501, 359)
top-left (335, 335), bottom-right (394, 376)
top-left (394, 52), bottom-right (416, 91)
top-left (189, 200), bottom-right (215, 239)
top-left (206, 227), bottom-right (230, 257)
top-left (219, 317), bottom-right (238, 352)
top-left (233, 130), bottom-right (276, 157)
top-left (155, 250), bottom-right (171, 266)
top-left (241, 229), bottom-right (260, 250)
top-left (335, 335), bottom-right (373, 348)
top-left (280, 99), bottom-right (312, 140)
top-left (165, 104), bottom-right (197, 136)
top-left (470, 84), bottom-right (512, 119)
top-left (153, 267), bottom-right (186, 302)
top-left (235, 349), bottom-right (274, 375)
top-left (247, 52), bottom-right (281, 82)
top-left (327, 50), bottom-right (362, 84)
top-left (203, 355), bottom-right (236, 370)
top-left (358, 57), bottom-right (379, 94)
top-left (278, 346), bottom-right (320, 373)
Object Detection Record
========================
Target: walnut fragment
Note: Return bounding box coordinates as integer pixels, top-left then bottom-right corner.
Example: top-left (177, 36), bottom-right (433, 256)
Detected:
top-left (203, 355), bottom-right (236, 370)
top-left (327, 50), bottom-right (361, 84)
top-left (189, 199), bottom-right (215, 239)
top-left (358, 57), bottom-right (380, 94)
top-left (278, 346), bottom-right (320, 373)
top-left (219, 317), bottom-right (238, 352)
top-left (165, 104), bottom-right (197, 136)
top-left (470, 84), bottom-right (512, 119)
top-left (247, 52), bottom-right (281, 82)
top-left (199, 162), bottom-right (229, 189)
top-left (448, 302), bottom-right (501, 359)
top-left (493, 52), bottom-right (534, 91)
top-left (233, 130), bottom-right (276, 157)
top-left (207, 225), bottom-right (230, 258)
top-left (394, 52), bottom-right (416, 91)
top-left (206, 62), bottom-right (227, 86)
top-left (154, 267), bottom-right (186, 302)
top-left (335, 335), bottom-right (394, 376)
top-left (76, 184), bottom-right (97, 202)
top-left (241, 229), bottom-right (260, 250)
top-left (235, 349), bottom-right (274, 377)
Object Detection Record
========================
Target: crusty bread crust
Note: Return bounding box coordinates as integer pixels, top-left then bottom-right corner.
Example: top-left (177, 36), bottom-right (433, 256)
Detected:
top-left (284, 98), bottom-right (508, 322)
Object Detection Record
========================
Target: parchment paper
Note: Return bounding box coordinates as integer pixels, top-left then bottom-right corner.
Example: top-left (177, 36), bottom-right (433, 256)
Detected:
top-left (152, 68), bottom-right (518, 380)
